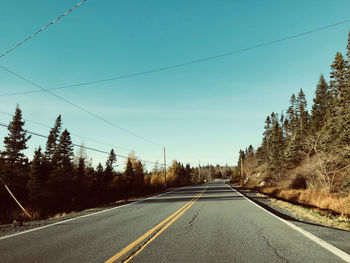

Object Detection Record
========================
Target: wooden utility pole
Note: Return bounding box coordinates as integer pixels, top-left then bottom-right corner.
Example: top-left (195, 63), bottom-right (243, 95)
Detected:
top-left (163, 147), bottom-right (167, 189)
top-left (0, 177), bottom-right (31, 219)
top-left (241, 157), bottom-right (244, 180)
top-left (198, 160), bottom-right (201, 182)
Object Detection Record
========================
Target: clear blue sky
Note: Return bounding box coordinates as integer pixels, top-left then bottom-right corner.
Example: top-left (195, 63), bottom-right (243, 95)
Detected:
top-left (0, 0), bottom-right (350, 170)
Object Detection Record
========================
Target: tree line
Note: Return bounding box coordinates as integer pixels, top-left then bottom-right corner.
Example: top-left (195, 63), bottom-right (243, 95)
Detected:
top-left (0, 107), bottom-right (228, 222)
top-left (236, 31), bottom-right (350, 193)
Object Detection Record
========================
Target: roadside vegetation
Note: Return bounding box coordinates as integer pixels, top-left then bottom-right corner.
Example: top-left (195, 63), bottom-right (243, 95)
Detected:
top-left (231, 31), bottom-right (350, 218)
top-left (0, 111), bottom-right (230, 223)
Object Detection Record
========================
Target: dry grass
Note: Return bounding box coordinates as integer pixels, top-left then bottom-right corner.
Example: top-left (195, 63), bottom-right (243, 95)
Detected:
top-left (48, 212), bottom-right (71, 220)
top-left (260, 188), bottom-right (350, 216)
top-left (255, 193), bottom-right (350, 231)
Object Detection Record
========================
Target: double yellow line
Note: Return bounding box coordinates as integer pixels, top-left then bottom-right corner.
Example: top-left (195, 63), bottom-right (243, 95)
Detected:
top-left (106, 187), bottom-right (207, 263)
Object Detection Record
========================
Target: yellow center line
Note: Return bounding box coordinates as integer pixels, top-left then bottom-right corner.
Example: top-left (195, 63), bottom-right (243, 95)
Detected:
top-left (105, 187), bottom-right (208, 263)
top-left (123, 189), bottom-right (207, 263)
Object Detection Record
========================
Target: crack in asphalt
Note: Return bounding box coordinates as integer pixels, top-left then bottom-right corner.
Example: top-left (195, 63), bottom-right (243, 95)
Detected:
top-left (185, 211), bottom-right (199, 234)
top-left (257, 229), bottom-right (290, 263)
top-left (247, 218), bottom-right (289, 263)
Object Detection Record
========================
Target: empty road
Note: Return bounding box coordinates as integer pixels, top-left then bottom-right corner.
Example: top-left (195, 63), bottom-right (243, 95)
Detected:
top-left (1, 179), bottom-right (349, 262)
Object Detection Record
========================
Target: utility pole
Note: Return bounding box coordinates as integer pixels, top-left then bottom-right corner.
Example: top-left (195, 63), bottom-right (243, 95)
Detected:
top-left (241, 156), bottom-right (244, 180)
top-left (198, 160), bottom-right (201, 182)
top-left (0, 177), bottom-right (31, 219)
top-left (163, 147), bottom-right (167, 189)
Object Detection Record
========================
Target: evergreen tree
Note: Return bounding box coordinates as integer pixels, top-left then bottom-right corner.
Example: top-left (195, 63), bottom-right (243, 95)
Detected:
top-left (96, 163), bottom-right (104, 174)
top-left (3, 105), bottom-right (31, 167)
top-left (77, 157), bottom-right (85, 179)
top-left (311, 75), bottom-right (329, 132)
top-left (329, 52), bottom-right (347, 103)
top-left (286, 94), bottom-right (298, 136)
top-left (247, 145), bottom-right (254, 157)
top-left (45, 129), bottom-right (74, 211)
top-left (176, 162), bottom-right (190, 184)
top-left (346, 31), bottom-right (350, 86)
top-left (45, 115), bottom-right (62, 163)
top-left (27, 147), bottom-right (43, 201)
top-left (347, 31), bottom-right (350, 60)
top-left (185, 164), bottom-right (191, 178)
top-left (284, 134), bottom-right (300, 168)
top-left (105, 149), bottom-right (117, 180)
top-left (94, 162), bottom-right (105, 195)
top-left (296, 89), bottom-right (310, 135)
top-left (268, 118), bottom-right (285, 171)
top-left (133, 160), bottom-right (145, 189)
top-left (258, 116), bottom-right (272, 163)
top-left (52, 129), bottom-right (74, 171)
top-left (125, 158), bottom-right (135, 186)
top-left (322, 52), bottom-right (350, 157)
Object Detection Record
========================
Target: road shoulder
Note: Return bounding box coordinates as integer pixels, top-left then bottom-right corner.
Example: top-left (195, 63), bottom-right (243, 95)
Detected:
top-left (229, 183), bottom-right (350, 255)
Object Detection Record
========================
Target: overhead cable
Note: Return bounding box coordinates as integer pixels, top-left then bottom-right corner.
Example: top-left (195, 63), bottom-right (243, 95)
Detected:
top-left (0, 122), bottom-right (158, 165)
top-left (0, 65), bottom-right (163, 148)
top-left (0, 109), bottom-right (155, 156)
top-left (1, 18), bottom-right (350, 96)
top-left (0, 0), bottom-right (86, 59)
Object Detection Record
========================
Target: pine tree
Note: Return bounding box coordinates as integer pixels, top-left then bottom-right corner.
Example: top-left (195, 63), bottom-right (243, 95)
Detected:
top-left (77, 157), bottom-right (85, 179)
top-left (345, 31), bottom-right (350, 87)
top-left (45, 115), bottom-right (62, 163)
top-left (322, 52), bottom-right (350, 157)
top-left (284, 134), bottom-right (300, 168)
top-left (347, 31), bottom-right (350, 59)
top-left (125, 158), bottom-right (135, 187)
top-left (329, 52), bottom-right (347, 103)
top-left (52, 129), bottom-right (74, 171)
top-left (268, 118), bottom-right (285, 171)
top-left (286, 94), bottom-right (298, 136)
top-left (3, 105), bottom-right (31, 167)
top-left (133, 160), bottom-right (144, 189)
top-left (296, 89), bottom-right (310, 135)
top-left (258, 116), bottom-right (272, 163)
top-left (94, 162), bottom-right (104, 194)
top-left (96, 163), bottom-right (104, 174)
top-left (247, 145), bottom-right (254, 157)
top-left (311, 75), bottom-right (329, 132)
top-left (46, 129), bottom-right (74, 210)
top-left (105, 149), bottom-right (117, 179)
top-left (27, 147), bottom-right (43, 201)
top-left (185, 164), bottom-right (191, 177)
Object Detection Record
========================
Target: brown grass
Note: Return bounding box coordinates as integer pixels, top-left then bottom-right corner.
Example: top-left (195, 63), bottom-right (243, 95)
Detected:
top-left (261, 194), bottom-right (350, 231)
top-left (260, 187), bottom-right (350, 216)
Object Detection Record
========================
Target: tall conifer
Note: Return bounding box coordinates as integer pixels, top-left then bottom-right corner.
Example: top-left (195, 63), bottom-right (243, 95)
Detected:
top-left (311, 75), bottom-right (329, 132)
top-left (45, 115), bottom-right (62, 164)
top-left (27, 147), bottom-right (43, 201)
top-left (3, 105), bottom-right (31, 167)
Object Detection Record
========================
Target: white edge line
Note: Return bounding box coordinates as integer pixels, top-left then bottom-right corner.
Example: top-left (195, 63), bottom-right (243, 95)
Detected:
top-left (227, 184), bottom-right (350, 263)
top-left (0, 185), bottom-right (191, 241)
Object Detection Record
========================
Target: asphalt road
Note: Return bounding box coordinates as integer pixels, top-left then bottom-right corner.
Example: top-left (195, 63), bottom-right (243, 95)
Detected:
top-left (1, 179), bottom-right (349, 263)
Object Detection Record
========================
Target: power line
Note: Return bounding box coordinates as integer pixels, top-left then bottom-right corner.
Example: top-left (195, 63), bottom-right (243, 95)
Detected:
top-left (1, 18), bottom-right (350, 97)
top-left (0, 122), bottom-right (158, 165)
top-left (0, 109), bottom-right (162, 158)
top-left (0, 0), bottom-right (86, 59)
top-left (0, 65), bottom-right (163, 148)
